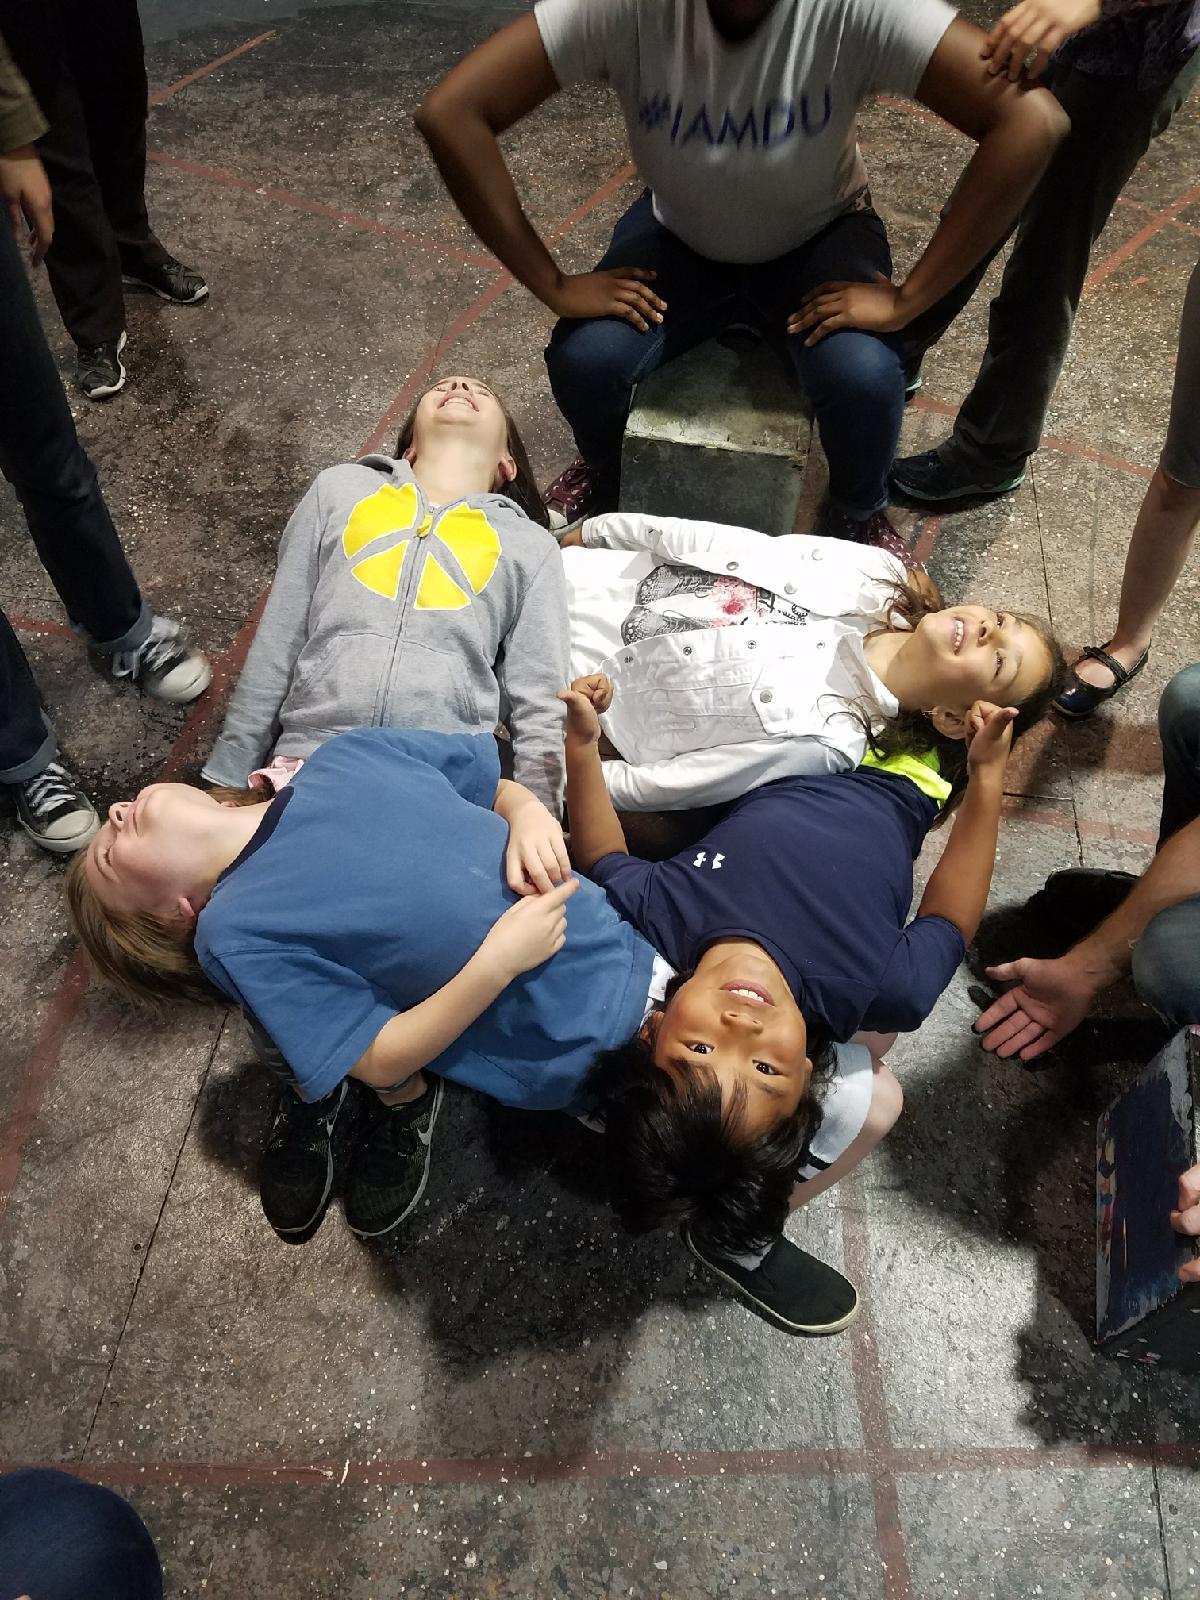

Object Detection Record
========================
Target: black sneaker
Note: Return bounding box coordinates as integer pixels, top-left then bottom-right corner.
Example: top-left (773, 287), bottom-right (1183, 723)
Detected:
top-left (345, 1078), bottom-right (443, 1239)
top-left (259, 1080), bottom-right (349, 1242)
top-left (889, 445), bottom-right (1025, 506)
top-left (9, 760), bottom-right (99, 854)
top-left (77, 331), bottom-right (127, 400)
top-left (684, 1227), bottom-right (860, 1335)
top-left (107, 614), bottom-right (212, 704)
top-left (122, 254), bottom-right (209, 305)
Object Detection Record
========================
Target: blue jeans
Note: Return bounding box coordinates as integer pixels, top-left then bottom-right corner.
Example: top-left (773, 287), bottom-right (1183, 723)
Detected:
top-left (0, 1469), bottom-right (162, 1600)
top-left (0, 214), bottom-right (150, 780)
top-left (1131, 665), bottom-right (1200, 1028)
top-left (545, 193), bottom-right (905, 519)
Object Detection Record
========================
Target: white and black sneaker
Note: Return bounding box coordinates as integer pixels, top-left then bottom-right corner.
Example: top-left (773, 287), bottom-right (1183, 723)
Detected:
top-left (122, 255), bottom-right (208, 305)
top-left (10, 761), bottom-right (100, 855)
top-left (76, 331), bottom-right (128, 401)
top-left (108, 614), bottom-right (212, 704)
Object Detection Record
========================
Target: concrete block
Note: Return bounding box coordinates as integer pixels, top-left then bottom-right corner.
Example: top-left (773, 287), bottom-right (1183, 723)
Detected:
top-left (620, 333), bottom-right (812, 534)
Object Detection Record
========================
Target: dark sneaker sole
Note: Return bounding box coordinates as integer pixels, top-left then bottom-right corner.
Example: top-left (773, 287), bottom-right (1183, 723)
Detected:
top-left (347, 1079), bottom-right (443, 1239)
top-left (684, 1232), bottom-right (860, 1336)
top-left (80, 331), bottom-right (128, 400)
top-left (263, 1081), bottom-right (347, 1244)
top-left (888, 468), bottom-right (1025, 507)
top-left (122, 274), bottom-right (209, 305)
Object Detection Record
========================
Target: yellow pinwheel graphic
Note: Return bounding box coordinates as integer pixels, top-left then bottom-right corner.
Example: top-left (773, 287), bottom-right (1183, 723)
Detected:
top-left (341, 483), bottom-right (501, 609)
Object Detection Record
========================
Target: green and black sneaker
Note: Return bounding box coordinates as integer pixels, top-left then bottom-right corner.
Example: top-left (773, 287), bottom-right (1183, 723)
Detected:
top-left (345, 1079), bottom-right (444, 1239)
top-left (259, 1080), bottom-right (349, 1243)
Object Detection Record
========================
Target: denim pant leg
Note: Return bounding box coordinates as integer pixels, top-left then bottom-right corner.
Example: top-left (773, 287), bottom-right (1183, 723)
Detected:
top-left (1131, 897), bottom-right (1200, 1027)
top-left (748, 206), bottom-right (905, 516)
top-left (1157, 662), bottom-right (1200, 845)
top-left (0, 1468), bottom-right (163, 1600)
top-left (0, 610), bottom-right (57, 780)
top-left (544, 192), bottom-right (739, 496)
top-left (949, 61), bottom-right (1199, 477)
top-left (0, 218), bottom-right (148, 653)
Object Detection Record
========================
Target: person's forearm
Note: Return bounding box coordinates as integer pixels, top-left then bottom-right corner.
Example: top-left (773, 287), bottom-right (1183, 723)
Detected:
top-left (494, 777), bottom-right (542, 821)
top-left (353, 946), bottom-right (514, 1089)
top-left (916, 772), bottom-right (1005, 941)
top-left (415, 106), bottom-right (563, 308)
top-left (898, 93), bottom-right (1065, 320)
top-left (1068, 818), bottom-right (1200, 987)
top-left (565, 741), bottom-right (628, 870)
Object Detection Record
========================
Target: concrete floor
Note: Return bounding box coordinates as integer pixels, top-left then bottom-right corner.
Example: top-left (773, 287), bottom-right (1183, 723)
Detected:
top-left (2, 1), bottom-right (1200, 1594)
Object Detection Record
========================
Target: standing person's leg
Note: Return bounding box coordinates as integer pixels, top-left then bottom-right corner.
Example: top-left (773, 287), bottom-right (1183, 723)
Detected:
top-left (0, 0), bottom-right (127, 373)
top-left (893, 58), bottom-right (1200, 502)
top-left (1059, 254), bottom-right (1200, 712)
top-left (1156, 663), bottom-right (1200, 847)
top-left (751, 204), bottom-right (905, 536)
top-left (544, 192), bottom-right (738, 524)
top-left (0, 1468), bottom-right (163, 1600)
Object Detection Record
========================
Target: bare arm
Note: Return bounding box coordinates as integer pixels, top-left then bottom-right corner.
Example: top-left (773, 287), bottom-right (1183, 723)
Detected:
top-left (560, 678), bottom-right (629, 871)
top-left (791, 19), bottom-right (1069, 343)
top-left (916, 704), bottom-right (1015, 943)
top-left (414, 15), bottom-right (665, 329)
top-left (352, 878), bottom-right (578, 1089)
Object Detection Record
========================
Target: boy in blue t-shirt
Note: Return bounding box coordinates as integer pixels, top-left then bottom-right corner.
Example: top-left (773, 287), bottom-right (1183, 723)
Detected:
top-left (561, 672), bottom-right (1019, 1336)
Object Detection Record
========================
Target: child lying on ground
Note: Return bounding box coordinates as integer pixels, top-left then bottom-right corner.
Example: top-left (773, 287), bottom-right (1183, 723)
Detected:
top-left (559, 671), bottom-right (1021, 1334)
top-left (562, 512), bottom-right (1066, 810)
top-left (204, 375), bottom-right (570, 814)
top-left (65, 724), bottom-right (937, 1339)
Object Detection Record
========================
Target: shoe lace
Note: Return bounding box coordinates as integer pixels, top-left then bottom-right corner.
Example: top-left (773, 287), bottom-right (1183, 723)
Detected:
top-left (20, 762), bottom-right (80, 817)
top-left (112, 617), bottom-right (185, 683)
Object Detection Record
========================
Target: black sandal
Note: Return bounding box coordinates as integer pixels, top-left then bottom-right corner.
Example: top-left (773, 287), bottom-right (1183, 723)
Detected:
top-left (1053, 643), bottom-right (1150, 720)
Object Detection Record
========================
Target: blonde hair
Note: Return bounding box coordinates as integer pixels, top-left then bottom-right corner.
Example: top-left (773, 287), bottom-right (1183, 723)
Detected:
top-left (64, 783), bottom-right (261, 1008)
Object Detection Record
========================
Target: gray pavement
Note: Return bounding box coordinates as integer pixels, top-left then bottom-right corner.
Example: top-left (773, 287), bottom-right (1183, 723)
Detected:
top-left (2, 2), bottom-right (1200, 1594)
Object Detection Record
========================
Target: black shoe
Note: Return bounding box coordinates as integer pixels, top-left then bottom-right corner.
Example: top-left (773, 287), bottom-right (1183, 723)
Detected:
top-left (1054, 644), bottom-right (1150, 720)
top-left (1025, 868), bottom-right (1137, 944)
top-left (684, 1227), bottom-right (860, 1335)
top-left (259, 1080), bottom-right (349, 1242)
top-left (9, 760), bottom-right (99, 854)
top-left (889, 445), bottom-right (1025, 506)
top-left (77, 331), bottom-right (127, 400)
top-left (122, 254), bottom-right (208, 305)
top-left (345, 1079), bottom-right (443, 1239)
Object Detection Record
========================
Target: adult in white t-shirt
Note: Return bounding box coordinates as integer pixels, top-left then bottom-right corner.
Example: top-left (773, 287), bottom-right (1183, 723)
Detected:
top-left (416, 0), bottom-right (1067, 543)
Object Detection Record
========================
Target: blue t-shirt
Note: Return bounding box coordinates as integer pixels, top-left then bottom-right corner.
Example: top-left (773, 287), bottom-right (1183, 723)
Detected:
top-left (194, 728), bottom-right (656, 1107)
top-left (590, 769), bottom-right (965, 1041)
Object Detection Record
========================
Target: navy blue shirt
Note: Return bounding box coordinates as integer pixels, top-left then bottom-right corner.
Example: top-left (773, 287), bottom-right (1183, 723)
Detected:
top-left (195, 728), bottom-right (655, 1107)
top-left (590, 769), bottom-right (965, 1041)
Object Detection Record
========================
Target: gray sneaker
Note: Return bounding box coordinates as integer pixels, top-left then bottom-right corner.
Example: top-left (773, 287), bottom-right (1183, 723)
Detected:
top-left (11, 761), bottom-right (100, 855)
top-left (890, 444), bottom-right (1025, 506)
top-left (109, 614), bottom-right (212, 704)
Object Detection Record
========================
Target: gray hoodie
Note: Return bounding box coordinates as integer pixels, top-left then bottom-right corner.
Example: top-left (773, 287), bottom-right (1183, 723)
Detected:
top-left (203, 456), bottom-right (569, 811)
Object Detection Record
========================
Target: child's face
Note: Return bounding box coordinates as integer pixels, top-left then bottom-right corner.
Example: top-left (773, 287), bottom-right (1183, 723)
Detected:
top-left (410, 376), bottom-right (513, 480)
top-left (83, 783), bottom-right (224, 920)
top-left (910, 606), bottom-right (1051, 719)
top-left (650, 944), bottom-right (812, 1136)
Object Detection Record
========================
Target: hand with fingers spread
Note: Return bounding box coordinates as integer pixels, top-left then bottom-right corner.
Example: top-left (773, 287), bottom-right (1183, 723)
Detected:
top-left (787, 273), bottom-right (908, 346)
top-left (1171, 1164), bottom-right (1200, 1285)
top-left (0, 144), bottom-right (53, 266)
top-left (558, 673), bottom-right (613, 748)
top-left (503, 792), bottom-right (572, 897)
top-left (482, 876), bottom-right (578, 977)
top-left (981, 0), bottom-right (1101, 81)
top-left (973, 952), bottom-right (1100, 1061)
top-left (965, 699), bottom-right (1017, 777)
top-left (549, 267), bottom-right (667, 333)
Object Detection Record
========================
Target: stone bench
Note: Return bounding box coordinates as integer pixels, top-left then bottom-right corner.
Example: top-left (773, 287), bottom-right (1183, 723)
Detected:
top-left (619, 332), bottom-right (813, 535)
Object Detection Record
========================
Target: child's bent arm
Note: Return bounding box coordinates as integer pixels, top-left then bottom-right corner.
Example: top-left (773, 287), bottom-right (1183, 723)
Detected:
top-left (562, 697), bottom-right (629, 871)
top-left (352, 880), bottom-right (578, 1089)
top-left (202, 477), bottom-right (324, 786)
top-left (915, 768), bottom-right (1004, 943)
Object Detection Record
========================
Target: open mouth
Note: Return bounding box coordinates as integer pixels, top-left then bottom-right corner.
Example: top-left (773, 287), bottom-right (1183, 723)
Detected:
top-left (438, 392), bottom-right (477, 412)
top-left (951, 616), bottom-right (965, 654)
top-left (721, 981), bottom-right (774, 1007)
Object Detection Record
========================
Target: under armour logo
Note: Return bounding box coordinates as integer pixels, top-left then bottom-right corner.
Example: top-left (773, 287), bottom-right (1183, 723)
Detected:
top-left (692, 851), bottom-right (725, 870)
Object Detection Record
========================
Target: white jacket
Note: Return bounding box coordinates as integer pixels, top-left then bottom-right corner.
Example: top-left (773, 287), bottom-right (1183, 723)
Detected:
top-left (565, 513), bottom-right (906, 811)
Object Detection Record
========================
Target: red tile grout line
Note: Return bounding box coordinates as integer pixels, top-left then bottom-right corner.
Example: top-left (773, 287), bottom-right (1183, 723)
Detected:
top-left (7, 1439), bottom-right (1195, 1493)
top-left (7, 614), bottom-right (74, 640)
top-left (908, 392), bottom-right (1156, 481)
top-left (145, 151), bottom-right (502, 272)
top-left (1083, 182), bottom-right (1200, 295)
top-left (147, 30), bottom-right (278, 107)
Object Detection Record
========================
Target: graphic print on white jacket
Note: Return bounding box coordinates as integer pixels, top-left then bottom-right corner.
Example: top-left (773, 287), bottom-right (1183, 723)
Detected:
top-left (565, 513), bottom-right (906, 811)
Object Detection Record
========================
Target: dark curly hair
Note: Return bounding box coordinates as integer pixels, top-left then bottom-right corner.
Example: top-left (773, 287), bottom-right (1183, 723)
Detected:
top-left (585, 977), bottom-right (833, 1257)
